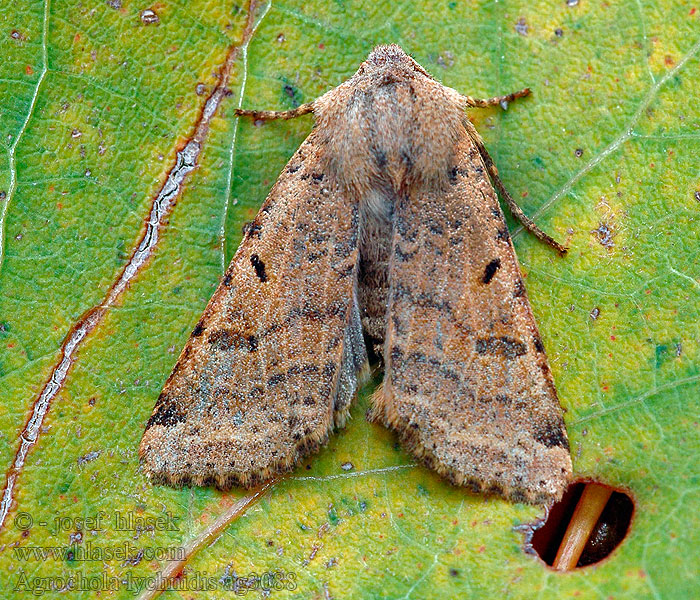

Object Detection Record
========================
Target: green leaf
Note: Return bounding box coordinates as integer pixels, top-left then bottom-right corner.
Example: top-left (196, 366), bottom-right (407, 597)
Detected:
top-left (0, 1), bottom-right (698, 598)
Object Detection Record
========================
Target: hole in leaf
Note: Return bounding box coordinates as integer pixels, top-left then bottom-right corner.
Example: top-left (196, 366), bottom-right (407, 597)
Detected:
top-left (524, 480), bottom-right (634, 570)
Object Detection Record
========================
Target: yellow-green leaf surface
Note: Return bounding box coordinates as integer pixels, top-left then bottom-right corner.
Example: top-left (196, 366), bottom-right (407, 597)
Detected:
top-left (0, 0), bottom-right (698, 598)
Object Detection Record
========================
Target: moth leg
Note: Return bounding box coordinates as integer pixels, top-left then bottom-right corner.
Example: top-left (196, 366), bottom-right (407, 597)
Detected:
top-left (235, 102), bottom-right (314, 121)
top-left (463, 118), bottom-right (568, 255)
top-left (464, 87), bottom-right (530, 108)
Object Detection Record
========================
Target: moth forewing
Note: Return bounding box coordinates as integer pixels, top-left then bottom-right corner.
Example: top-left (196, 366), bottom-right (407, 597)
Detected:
top-left (139, 132), bottom-right (366, 488)
top-left (368, 131), bottom-right (571, 505)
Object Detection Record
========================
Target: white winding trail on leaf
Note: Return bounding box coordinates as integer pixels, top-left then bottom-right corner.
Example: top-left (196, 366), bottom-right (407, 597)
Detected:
top-left (668, 266), bottom-right (700, 290)
top-left (0, 139), bottom-right (201, 533)
top-left (572, 373), bottom-right (700, 425)
top-left (220, 0), bottom-right (271, 272)
top-left (0, 0), bottom-right (51, 278)
top-left (633, 0), bottom-right (656, 85)
top-left (512, 34), bottom-right (700, 239)
top-left (0, 0), bottom-right (264, 533)
top-left (292, 463), bottom-right (415, 482)
top-left (401, 553), bottom-right (439, 600)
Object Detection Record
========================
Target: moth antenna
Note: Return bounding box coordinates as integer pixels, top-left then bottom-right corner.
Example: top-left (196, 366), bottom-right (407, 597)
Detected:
top-left (234, 102), bottom-right (314, 121)
top-left (463, 118), bottom-right (568, 255)
top-left (464, 87), bottom-right (531, 109)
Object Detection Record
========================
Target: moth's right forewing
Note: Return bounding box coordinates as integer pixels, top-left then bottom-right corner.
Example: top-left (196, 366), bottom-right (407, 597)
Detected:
top-left (139, 131), bottom-right (366, 489)
top-left (372, 130), bottom-right (572, 504)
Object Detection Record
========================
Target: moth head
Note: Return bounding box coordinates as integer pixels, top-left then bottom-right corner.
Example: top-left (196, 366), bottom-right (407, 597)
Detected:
top-left (359, 44), bottom-right (431, 79)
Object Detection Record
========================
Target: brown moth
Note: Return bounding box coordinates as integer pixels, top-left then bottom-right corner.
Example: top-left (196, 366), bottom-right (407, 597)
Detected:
top-left (139, 44), bottom-right (572, 504)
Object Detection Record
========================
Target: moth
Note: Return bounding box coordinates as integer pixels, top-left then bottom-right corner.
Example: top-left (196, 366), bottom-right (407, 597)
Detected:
top-left (139, 45), bottom-right (572, 504)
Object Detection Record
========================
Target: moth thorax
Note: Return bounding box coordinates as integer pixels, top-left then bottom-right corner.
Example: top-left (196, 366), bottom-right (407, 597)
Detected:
top-left (315, 76), bottom-right (465, 194)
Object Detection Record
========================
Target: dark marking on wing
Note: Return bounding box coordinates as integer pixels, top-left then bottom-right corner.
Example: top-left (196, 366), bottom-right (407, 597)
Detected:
top-left (513, 279), bottom-right (525, 297)
top-left (475, 336), bottom-right (527, 359)
top-left (448, 166), bottom-right (469, 183)
top-left (267, 373), bottom-right (285, 387)
top-left (192, 321), bottom-right (205, 337)
top-left (390, 345), bottom-right (403, 364)
top-left (323, 361), bottom-right (336, 378)
top-left (533, 337), bottom-right (544, 353)
top-left (208, 329), bottom-right (255, 352)
top-left (243, 221), bottom-right (263, 239)
top-left (428, 220), bottom-right (444, 235)
top-left (146, 395), bottom-right (186, 429)
top-left (247, 335), bottom-right (258, 352)
top-left (288, 300), bottom-right (345, 322)
top-left (248, 386), bottom-right (264, 400)
top-left (394, 245), bottom-right (418, 262)
top-left (250, 254), bottom-right (268, 282)
top-left (288, 363), bottom-right (320, 376)
top-left (394, 212), bottom-right (418, 242)
top-left (373, 147), bottom-right (387, 167)
top-left (336, 263), bottom-right (354, 279)
top-left (534, 421), bottom-right (570, 450)
top-left (394, 283), bottom-right (452, 312)
top-left (308, 249), bottom-right (329, 262)
top-left (482, 259), bottom-right (501, 284)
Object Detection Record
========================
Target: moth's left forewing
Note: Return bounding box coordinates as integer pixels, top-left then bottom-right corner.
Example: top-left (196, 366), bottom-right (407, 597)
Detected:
top-left (372, 126), bottom-right (572, 504)
top-left (139, 132), bottom-right (366, 489)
